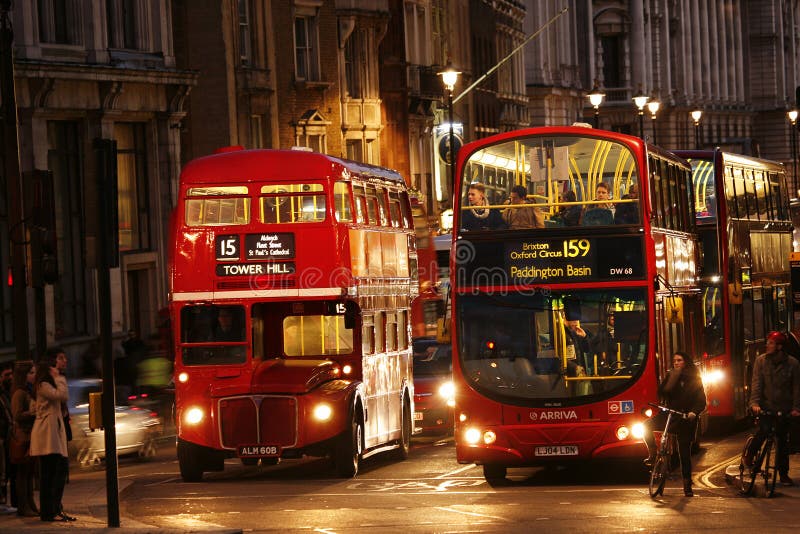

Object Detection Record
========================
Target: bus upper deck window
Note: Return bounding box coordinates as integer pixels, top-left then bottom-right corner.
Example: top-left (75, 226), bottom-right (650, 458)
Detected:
top-left (334, 181), bottom-right (353, 222)
top-left (260, 183), bottom-right (326, 223)
top-left (375, 187), bottom-right (389, 226)
top-left (388, 191), bottom-right (402, 228)
top-left (185, 186), bottom-right (250, 226)
top-left (365, 185), bottom-right (380, 225)
top-left (353, 183), bottom-right (366, 223)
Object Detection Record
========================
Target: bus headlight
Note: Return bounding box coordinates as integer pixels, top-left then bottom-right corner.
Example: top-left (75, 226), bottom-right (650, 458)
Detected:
top-left (631, 422), bottom-right (645, 439)
top-left (483, 431), bottom-right (497, 445)
top-left (342, 364), bottom-right (352, 375)
top-left (313, 403), bottom-right (333, 422)
top-left (438, 381), bottom-right (455, 400)
top-left (464, 427), bottom-right (482, 444)
top-left (701, 369), bottom-right (725, 386)
top-left (184, 407), bottom-right (204, 425)
top-left (615, 426), bottom-right (631, 440)
top-left (178, 372), bottom-right (189, 383)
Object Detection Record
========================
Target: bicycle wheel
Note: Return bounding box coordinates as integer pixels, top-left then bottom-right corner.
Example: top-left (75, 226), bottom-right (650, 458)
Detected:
top-left (649, 454), bottom-right (668, 498)
top-left (763, 439), bottom-right (778, 497)
top-left (739, 435), bottom-right (757, 495)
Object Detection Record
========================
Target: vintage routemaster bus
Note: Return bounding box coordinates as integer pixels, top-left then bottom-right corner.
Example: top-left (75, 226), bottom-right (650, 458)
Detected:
top-left (169, 147), bottom-right (416, 481)
top-left (410, 195), bottom-right (442, 338)
top-left (448, 126), bottom-right (702, 480)
top-left (675, 149), bottom-right (793, 425)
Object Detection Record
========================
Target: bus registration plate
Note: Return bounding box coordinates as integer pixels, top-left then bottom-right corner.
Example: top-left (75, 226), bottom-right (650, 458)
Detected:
top-left (238, 445), bottom-right (281, 458)
top-left (535, 445), bottom-right (578, 456)
top-left (413, 412), bottom-right (423, 421)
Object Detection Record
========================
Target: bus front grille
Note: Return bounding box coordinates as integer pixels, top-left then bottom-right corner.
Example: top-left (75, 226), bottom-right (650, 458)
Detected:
top-left (218, 395), bottom-right (298, 449)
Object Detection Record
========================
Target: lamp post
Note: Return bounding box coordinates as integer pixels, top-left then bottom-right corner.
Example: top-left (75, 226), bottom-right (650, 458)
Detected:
top-left (789, 109), bottom-right (799, 196)
top-left (438, 61), bottom-right (461, 188)
top-left (633, 88), bottom-right (649, 139)
top-left (691, 109), bottom-right (703, 149)
top-left (588, 81), bottom-right (605, 129)
top-left (647, 99), bottom-right (661, 145)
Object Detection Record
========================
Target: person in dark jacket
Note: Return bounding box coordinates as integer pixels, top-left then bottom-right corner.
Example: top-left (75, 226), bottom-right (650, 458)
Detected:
top-left (643, 351), bottom-right (706, 496)
top-left (460, 182), bottom-right (507, 231)
top-left (747, 331), bottom-right (800, 486)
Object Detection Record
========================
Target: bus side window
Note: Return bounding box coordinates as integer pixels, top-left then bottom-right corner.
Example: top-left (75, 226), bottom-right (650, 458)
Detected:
top-left (388, 191), bottom-right (402, 228)
top-left (375, 311), bottom-right (385, 353)
top-left (334, 181), bottom-right (353, 222)
top-left (362, 314), bottom-right (375, 355)
top-left (399, 191), bottom-right (412, 228)
top-left (386, 312), bottom-right (397, 351)
top-left (398, 310), bottom-right (408, 350)
top-left (365, 185), bottom-right (379, 225)
top-left (353, 183), bottom-right (366, 223)
top-left (375, 187), bottom-right (389, 226)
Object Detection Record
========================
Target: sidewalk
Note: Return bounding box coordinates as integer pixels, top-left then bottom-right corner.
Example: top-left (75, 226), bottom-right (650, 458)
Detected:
top-left (0, 474), bottom-right (241, 533)
top-left (724, 452), bottom-right (800, 497)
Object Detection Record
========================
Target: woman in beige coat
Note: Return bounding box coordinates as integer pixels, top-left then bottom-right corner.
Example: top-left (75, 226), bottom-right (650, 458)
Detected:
top-left (10, 361), bottom-right (38, 517)
top-left (29, 361), bottom-right (75, 522)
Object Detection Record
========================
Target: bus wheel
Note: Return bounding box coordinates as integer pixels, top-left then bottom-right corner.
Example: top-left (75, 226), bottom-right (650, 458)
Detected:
top-left (394, 394), bottom-right (412, 460)
top-left (483, 464), bottom-right (507, 481)
top-left (334, 411), bottom-right (363, 478)
top-left (177, 439), bottom-right (205, 482)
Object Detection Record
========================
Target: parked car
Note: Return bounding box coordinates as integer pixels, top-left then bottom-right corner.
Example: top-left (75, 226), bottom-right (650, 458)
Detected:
top-left (67, 378), bottom-right (163, 466)
top-left (412, 338), bottom-right (454, 435)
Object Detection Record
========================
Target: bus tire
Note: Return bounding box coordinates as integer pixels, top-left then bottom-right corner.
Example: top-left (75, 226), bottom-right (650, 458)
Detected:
top-left (394, 394), bottom-right (412, 460)
top-left (177, 439), bottom-right (205, 482)
top-left (334, 410), bottom-right (363, 478)
top-left (483, 464), bottom-right (507, 481)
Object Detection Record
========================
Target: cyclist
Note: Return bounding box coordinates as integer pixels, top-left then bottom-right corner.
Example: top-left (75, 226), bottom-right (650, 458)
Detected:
top-left (643, 351), bottom-right (706, 496)
top-left (747, 331), bottom-right (800, 486)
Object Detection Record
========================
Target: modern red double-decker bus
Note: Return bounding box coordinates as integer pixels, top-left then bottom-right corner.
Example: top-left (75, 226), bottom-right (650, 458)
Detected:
top-left (448, 126), bottom-right (703, 480)
top-left (169, 147), bottom-right (416, 481)
top-left (675, 149), bottom-right (793, 426)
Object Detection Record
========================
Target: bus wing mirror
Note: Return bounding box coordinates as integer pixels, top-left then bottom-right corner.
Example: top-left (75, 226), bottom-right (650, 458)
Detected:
top-left (665, 296), bottom-right (684, 324)
top-left (436, 318), bottom-right (451, 343)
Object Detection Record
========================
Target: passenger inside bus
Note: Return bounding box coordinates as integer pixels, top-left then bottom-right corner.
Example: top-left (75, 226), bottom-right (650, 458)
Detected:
top-left (212, 307), bottom-right (245, 342)
top-left (502, 185), bottom-right (545, 229)
top-left (461, 182), bottom-right (507, 231)
top-left (553, 190), bottom-right (582, 226)
top-left (614, 183), bottom-right (639, 224)
top-left (583, 182), bottom-right (615, 226)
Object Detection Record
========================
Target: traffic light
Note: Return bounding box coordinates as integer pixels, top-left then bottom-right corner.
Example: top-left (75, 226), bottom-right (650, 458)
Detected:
top-left (23, 170), bottom-right (58, 286)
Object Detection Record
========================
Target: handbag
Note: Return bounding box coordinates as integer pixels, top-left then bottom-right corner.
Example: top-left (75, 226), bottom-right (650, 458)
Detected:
top-left (9, 434), bottom-right (30, 464)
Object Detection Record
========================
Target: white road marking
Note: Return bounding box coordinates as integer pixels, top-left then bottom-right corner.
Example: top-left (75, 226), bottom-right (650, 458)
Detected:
top-left (436, 464), bottom-right (477, 478)
top-left (696, 453), bottom-right (740, 489)
top-left (434, 506), bottom-right (508, 522)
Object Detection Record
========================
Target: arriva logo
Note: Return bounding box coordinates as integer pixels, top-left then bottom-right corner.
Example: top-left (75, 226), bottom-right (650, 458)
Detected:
top-left (529, 410), bottom-right (578, 421)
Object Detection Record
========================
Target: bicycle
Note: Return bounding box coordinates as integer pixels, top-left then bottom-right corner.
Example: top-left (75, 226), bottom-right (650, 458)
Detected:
top-left (738, 411), bottom-right (791, 497)
top-left (647, 402), bottom-right (689, 498)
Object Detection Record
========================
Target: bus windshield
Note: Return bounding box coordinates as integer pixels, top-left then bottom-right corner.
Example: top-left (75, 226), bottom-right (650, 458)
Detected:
top-left (460, 135), bottom-right (640, 231)
top-left (180, 305), bottom-right (247, 366)
top-left (456, 288), bottom-right (647, 402)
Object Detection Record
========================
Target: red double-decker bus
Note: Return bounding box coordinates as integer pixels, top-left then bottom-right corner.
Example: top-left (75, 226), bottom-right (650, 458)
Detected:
top-left (169, 147), bottom-right (416, 481)
top-left (675, 149), bottom-right (793, 426)
top-left (409, 195), bottom-right (442, 338)
top-left (448, 126), bottom-right (703, 480)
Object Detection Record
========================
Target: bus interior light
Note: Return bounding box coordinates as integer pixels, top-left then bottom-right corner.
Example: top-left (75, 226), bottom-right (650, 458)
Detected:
top-left (615, 426), bottom-right (631, 440)
top-left (313, 404), bottom-right (333, 422)
top-left (185, 407), bottom-right (204, 425)
top-left (464, 428), bottom-right (482, 445)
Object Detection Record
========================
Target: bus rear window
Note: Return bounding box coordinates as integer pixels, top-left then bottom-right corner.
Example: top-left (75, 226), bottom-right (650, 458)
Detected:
top-left (260, 183), bottom-right (326, 223)
top-left (283, 315), bottom-right (354, 356)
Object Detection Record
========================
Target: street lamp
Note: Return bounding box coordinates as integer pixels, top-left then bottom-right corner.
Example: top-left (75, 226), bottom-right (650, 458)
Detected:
top-left (691, 109), bottom-right (703, 149)
top-left (789, 109), bottom-right (798, 196)
top-left (632, 87), bottom-right (649, 139)
top-left (438, 61), bottom-right (461, 188)
top-left (588, 81), bottom-right (605, 128)
top-left (647, 99), bottom-right (661, 145)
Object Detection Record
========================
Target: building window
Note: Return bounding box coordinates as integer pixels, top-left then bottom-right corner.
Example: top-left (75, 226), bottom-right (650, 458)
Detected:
top-left (346, 139), bottom-right (363, 162)
top-left (115, 123), bottom-right (150, 252)
top-left (600, 35), bottom-right (623, 88)
top-left (238, 0), bottom-right (252, 65)
top-left (46, 121), bottom-right (88, 338)
top-left (106, 0), bottom-right (139, 50)
top-left (38, 0), bottom-right (80, 45)
top-left (294, 12), bottom-right (319, 81)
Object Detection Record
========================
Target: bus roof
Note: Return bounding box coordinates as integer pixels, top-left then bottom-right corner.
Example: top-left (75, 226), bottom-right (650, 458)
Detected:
top-left (180, 148), bottom-right (405, 185)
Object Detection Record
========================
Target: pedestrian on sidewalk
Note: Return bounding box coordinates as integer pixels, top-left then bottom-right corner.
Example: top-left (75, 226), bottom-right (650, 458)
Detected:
top-left (0, 361), bottom-right (15, 513)
top-left (29, 359), bottom-right (76, 522)
top-left (748, 331), bottom-right (800, 486)
top-left (10, 361), bottom-right (38, 517)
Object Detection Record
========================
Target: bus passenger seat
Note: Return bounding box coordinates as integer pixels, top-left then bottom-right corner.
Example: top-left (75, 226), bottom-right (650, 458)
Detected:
top-left (582, 208), bottom-right (614, 226)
